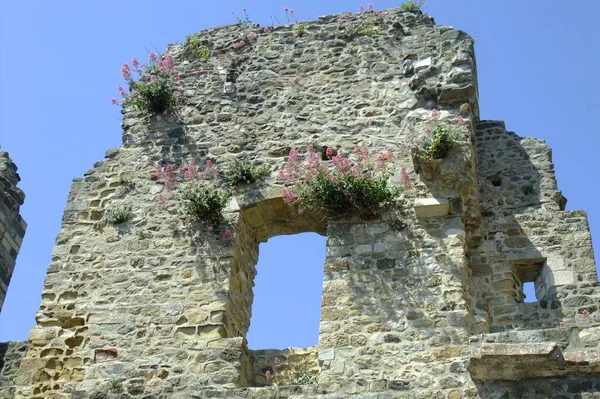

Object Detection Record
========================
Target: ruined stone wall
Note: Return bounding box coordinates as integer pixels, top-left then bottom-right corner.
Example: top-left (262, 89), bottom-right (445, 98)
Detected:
top-left (0, 342), bottom-right (28, 399)
top-left (471, 122), bottom-right (597, 333)
top-left (4, 7), bottom-right (599, 399)
top-left (0, 152), bottom-right (26, 313)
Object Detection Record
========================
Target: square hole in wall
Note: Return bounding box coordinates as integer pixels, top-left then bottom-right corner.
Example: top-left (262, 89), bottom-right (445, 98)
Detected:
top-left (513, 259), bottom-right (547, 303)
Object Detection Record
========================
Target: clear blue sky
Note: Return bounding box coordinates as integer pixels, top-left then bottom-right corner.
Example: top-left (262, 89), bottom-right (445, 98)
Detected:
top-left (1, 1), bottom-right (599, 349)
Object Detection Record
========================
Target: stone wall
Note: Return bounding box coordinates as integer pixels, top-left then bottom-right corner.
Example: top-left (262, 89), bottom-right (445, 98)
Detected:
top-left (0, 152), bottom-right (26, 313)
top-left (3, 6), bottom-right (599, 399)
top-left (0, 342), bottom-right (28, 399)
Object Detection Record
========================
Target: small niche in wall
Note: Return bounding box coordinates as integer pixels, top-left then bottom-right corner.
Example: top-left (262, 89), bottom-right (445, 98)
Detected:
top-left (488, 175), bottom-right (502, 187)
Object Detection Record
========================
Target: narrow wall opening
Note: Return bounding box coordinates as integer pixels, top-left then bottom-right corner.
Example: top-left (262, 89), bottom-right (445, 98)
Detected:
top-left (523, 281), bottom-right (537, 303)
top-left (514, 259), bottom-right (547, 303)
top-left (247, 232), bottom-right (326, 349)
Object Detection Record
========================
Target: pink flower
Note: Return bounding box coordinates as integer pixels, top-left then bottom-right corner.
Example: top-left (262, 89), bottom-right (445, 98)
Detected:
top-left (149, 52), bottom-right (157, 63)
top-left (118, 85), bottom-right (127, 97)
top-left (234, 40), bottom-right (246, 49)
top-left (359, 4), bottom-right (365, 11)
top-left (150, 75), bottom-right (157, 82)
top-left (121, 63), bottom-right (132, 81)
top-left (231, 189), bottom-right (238, 195)
top-left (164, 54), bottom-right (175, 70)
top-left (400, 167), bottom-right (411, 187)
top-left (368, 2), bottom-right (374, 10)
top-left (247, 32), bottom-right (257, 41)
top-left (559, 321), bottom-right (566, 327)
top-left (290, 9), bottom-right (294, 14)
top-left (326, 147), bottom-right (334, 158)
top-left (265, 370), bottom-right (271, 379)
top-left (223, 229), bottom-right (232, 238)
top-left (131, 57), bottom-right (142, 74)
top-left (582, 309), bottom-right (590, 317)
top-left (157, 194), bottom-right (167, 207)
top-left (243, 7), bottom-right (247, 11)
top-left (111, 98), bottom-right (120, 105)
top-left (297, 209), bottom-right (304, 215)
top-left (208, 226), bottom-right (214, 232)
top-left (284, 7), bottom-right (289, 12)
top-left (338, 19), bottom-right (345, 24)
top-left (264, 27), bottom-right (272, 33)
top-left (457, 115), bottom-right (465, 123)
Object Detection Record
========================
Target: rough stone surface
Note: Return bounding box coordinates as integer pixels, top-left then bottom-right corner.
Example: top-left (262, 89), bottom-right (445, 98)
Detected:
top-left (0, 342), bottom-right (28, 399)
top-left (1, 7), bottom-right (599, 399)
top-left (0, 152), bottom-right (26, 313)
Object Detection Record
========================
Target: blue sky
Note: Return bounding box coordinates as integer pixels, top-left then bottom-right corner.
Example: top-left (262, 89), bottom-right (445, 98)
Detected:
top-left (1, 1), bottom-right (599, 349)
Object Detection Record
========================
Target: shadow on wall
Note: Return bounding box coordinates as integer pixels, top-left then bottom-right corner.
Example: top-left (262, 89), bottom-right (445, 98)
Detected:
top-left (469, 121), bottom-right (596, 333)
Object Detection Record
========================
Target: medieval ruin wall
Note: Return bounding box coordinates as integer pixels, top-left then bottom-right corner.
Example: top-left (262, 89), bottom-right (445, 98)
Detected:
top-left (1, 7), bottom-right (599, 399)
top-left (0, 152), bottom-right (26, 313)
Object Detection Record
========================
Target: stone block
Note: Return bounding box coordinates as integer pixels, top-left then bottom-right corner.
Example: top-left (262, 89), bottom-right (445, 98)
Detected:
top-left (414, 198), bottom-right (449, 218)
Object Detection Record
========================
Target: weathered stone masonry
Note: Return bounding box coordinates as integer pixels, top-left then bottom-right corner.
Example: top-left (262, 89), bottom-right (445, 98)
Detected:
top-left (0, 152), bottom-right (26, 313)
top-left (1, 7), bottom-right (600, 399)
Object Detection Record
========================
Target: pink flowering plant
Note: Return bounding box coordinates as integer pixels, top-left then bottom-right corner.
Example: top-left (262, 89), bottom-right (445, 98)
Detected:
top-left (153, 158), bottom-right (231, 236)
top-left (338, 4), bottom-right (386, 38)
top-left (409, 109), bottom-right (468, 162)
top-left (115, 53), bottom-right (180, 114)
top-left (278, 145), bottom-right (402, 219)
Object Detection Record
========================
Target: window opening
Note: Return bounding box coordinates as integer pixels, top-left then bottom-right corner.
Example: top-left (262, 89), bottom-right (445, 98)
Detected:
top-left (523, 281), bottom-right (536, 303)
top-left (514, 259), bottom-right (547, 303)
top-left (247, 232), bottom-right (326, 350)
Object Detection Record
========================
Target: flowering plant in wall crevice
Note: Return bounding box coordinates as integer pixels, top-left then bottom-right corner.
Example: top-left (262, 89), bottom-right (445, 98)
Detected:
top-left (152, 158), bottom-right (232, 241)
top-left (405, 109), bottom-right (470, 178)
top-left (112, 52), bottom-right (182, 115)
top-left (278, 144), bottom-right (404, 219)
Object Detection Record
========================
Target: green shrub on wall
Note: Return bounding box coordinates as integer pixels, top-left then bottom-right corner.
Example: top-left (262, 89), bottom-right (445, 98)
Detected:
top-left (408, 109), bottom-right (468, 163)
top-left (278, 145), bottom-right (402, 219)
top-left (111, 53), bottom-right (181, 114)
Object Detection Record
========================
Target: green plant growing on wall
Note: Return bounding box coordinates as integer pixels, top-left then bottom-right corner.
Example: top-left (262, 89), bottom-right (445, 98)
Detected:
top-left (154, 158), bottom-right (232, 240)
top-left (108, 379), bottom-right (123, 392)
top-left (343, 21), bottom-right (381, 37)
top-left (399, 0), bottom-right (424, 12)
top-left (413, 123), bottom-right (458, 161)
top-left (265, 356), bottom-right (319, 387)
top-left (112, 53), bottom-right (181, 114)
top-left (278, 145), bottom-right (402, 219)
top-left (522, 185), bottom-right (535, 196)
top-left (225, 160), bottom-right (270, 186)
top-left (183, 33), bottom-right (212, 61)
top-left (409, 110), bottom-right (467, 163)
top-left (103, 201), bottom-right (132, 225)
top-left (294, 22), bottom-right (308, 37)
top-left (293, 362), bottom-right (319, 385)
top-left (118, 175), bottom-right (135, 188)
top-left (338, 6), bottom-right (386, 38)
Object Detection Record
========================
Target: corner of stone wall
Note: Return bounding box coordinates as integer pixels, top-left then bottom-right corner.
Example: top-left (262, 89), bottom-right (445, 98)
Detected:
top-left (0, 151), bottom-right (27, 313)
